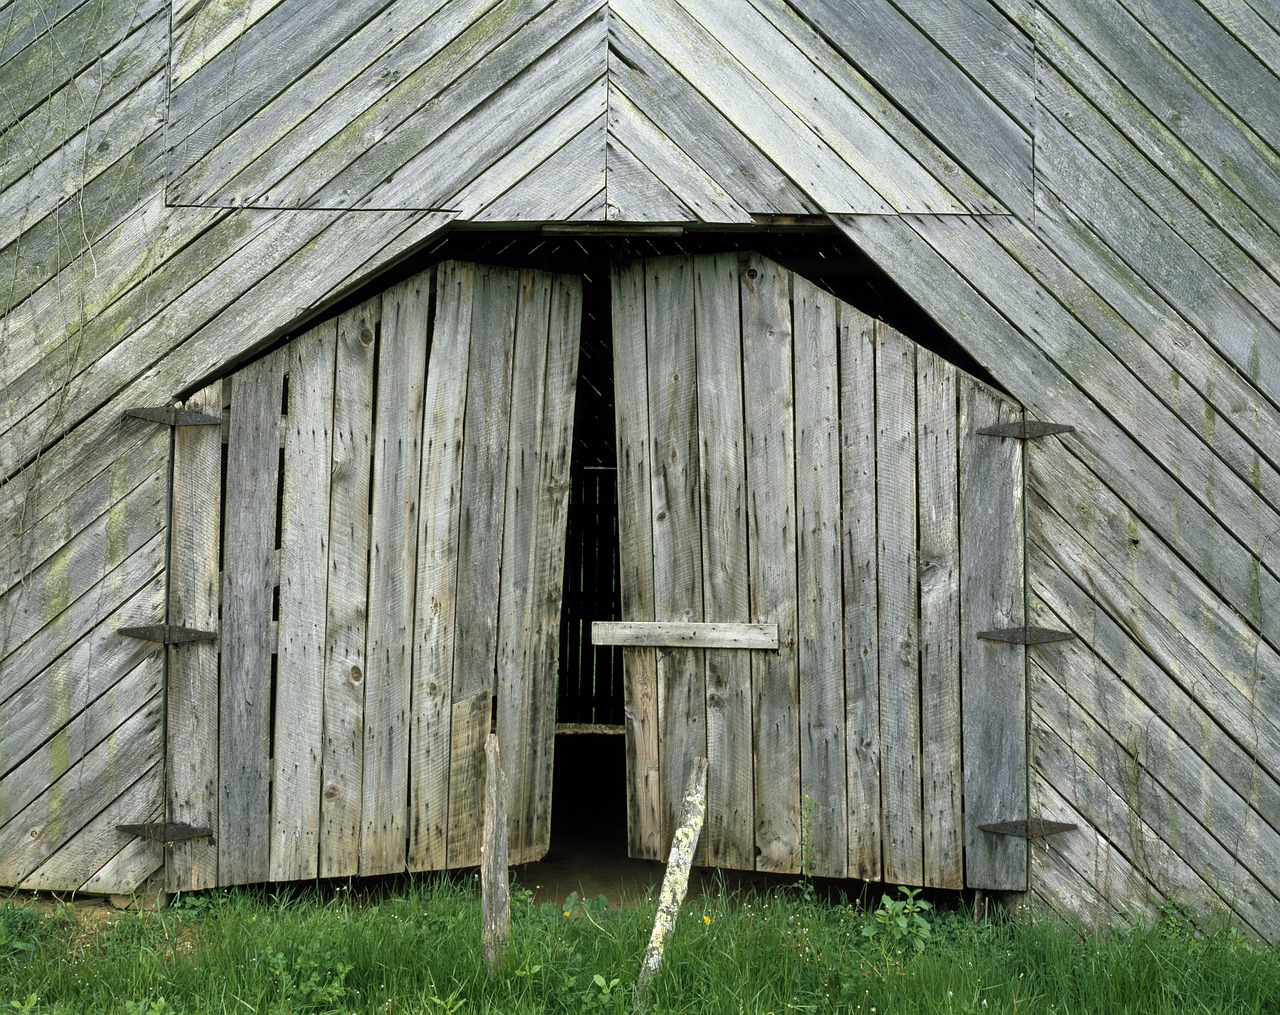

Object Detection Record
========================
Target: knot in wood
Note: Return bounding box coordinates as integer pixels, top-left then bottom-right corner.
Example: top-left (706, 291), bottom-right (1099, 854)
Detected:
top-left (349, 665), bottom-right (363, 685)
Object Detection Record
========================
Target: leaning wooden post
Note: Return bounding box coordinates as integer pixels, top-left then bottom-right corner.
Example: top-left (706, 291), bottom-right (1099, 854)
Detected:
top-left (635, 756), bottom-right (709, 1009)
top-left (481, 733), bottom-right (510, 973)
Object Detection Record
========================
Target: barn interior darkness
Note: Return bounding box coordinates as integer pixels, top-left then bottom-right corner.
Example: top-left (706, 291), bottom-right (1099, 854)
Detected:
top-left (317, 225), bottom-right (997, 865)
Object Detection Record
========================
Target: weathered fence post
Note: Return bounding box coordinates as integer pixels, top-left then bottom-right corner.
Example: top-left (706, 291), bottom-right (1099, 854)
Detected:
top-left (635, 756), bottom-right (709, 1009)
top-left (481, 733), bottom-right (510, 973)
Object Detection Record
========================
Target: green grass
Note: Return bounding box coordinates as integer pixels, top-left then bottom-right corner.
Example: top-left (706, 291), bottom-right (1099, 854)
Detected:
top-left (2, 878), bottom-right (1278, 1013)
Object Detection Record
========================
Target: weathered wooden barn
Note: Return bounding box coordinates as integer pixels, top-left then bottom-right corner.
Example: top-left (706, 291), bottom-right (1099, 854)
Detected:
top-left (3, 0), bottom-right (1279, 938)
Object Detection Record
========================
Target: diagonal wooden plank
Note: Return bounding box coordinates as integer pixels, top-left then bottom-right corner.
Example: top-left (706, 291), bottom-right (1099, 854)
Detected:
top-left (606, 136), bottom-right (695, 222)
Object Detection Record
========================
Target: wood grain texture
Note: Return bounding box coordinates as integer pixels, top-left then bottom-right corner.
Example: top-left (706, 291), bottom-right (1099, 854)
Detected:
top-left (360, 276), bottom-right (429, 875)
top-left (958, 387), bottom-right (1026, 891)
top-left (740, 255), bottom-right (800, 872)
top-left (644, 256), bottom-right (707, 854)
top-left (691, 253), bottom-right (754, 869)
top-left (319, 301), bottom-right (377, 878)
top-left (446, 690), bottom-right (492, 868)
top-left (409, 263), bottom-right (470, 871)
top-left (792, 275), bottom-right (847, 877)
top-left (166, 380), bottom-right (223, 892)
top-left (839, 305), bottom-right (881, 882)
top-left (915, 347), bottom-right (963, 889)
top-left (612, 260), bottom-right (662, 860)
top-left (875, 325), bottom-right (922, 886)
top-left (592, 622), bottom-right (776, 649)
top-left (271, 322), bottom-right (335, 881)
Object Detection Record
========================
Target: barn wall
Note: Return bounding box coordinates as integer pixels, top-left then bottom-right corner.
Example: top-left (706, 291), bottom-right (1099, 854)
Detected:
top-left (3, 0), bottom-right (1278, 937)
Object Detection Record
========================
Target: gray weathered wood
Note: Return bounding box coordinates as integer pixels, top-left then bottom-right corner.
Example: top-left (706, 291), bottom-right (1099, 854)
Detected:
top-left (875, 324), bottom-right (922, 886)
top-left (792, 275), bottom-right (846, 877)
top-left (915, 348), bottom-right (963, 889)
top-left (360, 277), bottom-right (429, 876)
top-left (217, 347), bottom-right (285, 886)
top-left (446, 691), bottom-right (492, 868)
top-left (612, 260), bottom-right (663, 860)
top-left (271, 323), bottom-right (335, 881)
top-left (645, 256), bottom-right (707, 854)
top-left (958, 385), bottom-right (1026, 891)
top-left (839, 304), bottom-right (881, 882)
top-left (319, 302), bottom-right (376, 878)
top-left (166, 380), bottom-right (223, 892)
top-left (591, 621), bottom-right (777, 649)
top-left (740, 255), bottom-right (800, 872)
top-left (692, 253), bottom-right (754, 870)
top-left (481, 733), bottom-right (510, 971)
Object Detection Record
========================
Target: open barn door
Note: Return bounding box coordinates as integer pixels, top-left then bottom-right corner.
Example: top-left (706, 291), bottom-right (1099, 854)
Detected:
top-left (609, 253), bottom-right (1027, 890)
top-left (164, 262), bottom-right (581, 890)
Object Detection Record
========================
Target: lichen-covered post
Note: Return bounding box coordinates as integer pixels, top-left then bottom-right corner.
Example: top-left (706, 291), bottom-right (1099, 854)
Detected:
top-left (481, 733), bottom-right (510, 973)
top-left (635, 756), bottom-right (709, 1008)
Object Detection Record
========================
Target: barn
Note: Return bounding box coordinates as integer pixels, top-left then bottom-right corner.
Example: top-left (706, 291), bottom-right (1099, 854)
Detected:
top-left (3, 0), bottom-right (1279, 938)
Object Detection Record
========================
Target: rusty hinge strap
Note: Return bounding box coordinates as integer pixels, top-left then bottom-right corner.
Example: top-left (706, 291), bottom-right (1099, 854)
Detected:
top-left (978, 626), bottom-right (1074, 645)
top-left (118, 625), bottom-right (217, 645)
top-left (118, 823), bottom-right (214, 843)
top-left (977, 420), bottom-right (1075, 439)
top-left (980, 819), bottom-right (1076, 840)
top-left (126, 406), bottom-right (222, 427)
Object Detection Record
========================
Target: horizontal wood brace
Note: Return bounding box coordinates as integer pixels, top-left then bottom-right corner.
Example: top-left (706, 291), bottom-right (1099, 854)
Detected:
top-left (118, 624), bottom-right (218, 645)
top-left (591, 621), bottom-right (778, 649)
top-left (976, 420), bottom-right (1075, 439)
top-left (979, 819), bottom-right (1076, 839)
top-left (126, 405), bottom-right (223, 426)
top-left (117, 822), bottom-right (215, 843)
top-left (542, 223), bottom-right (685, 236)
top-left (978, 626), bottom-right (1074, 645)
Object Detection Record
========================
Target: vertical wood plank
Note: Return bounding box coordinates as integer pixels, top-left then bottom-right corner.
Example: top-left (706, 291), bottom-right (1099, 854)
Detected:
top-left (876, 324), bottom-right (923, 885)
top-left (612, 260), bottom-right (662, 860)
top-left (360, 276), bottom-right (430, 875)
top-left (448, 265), bottom-right (518, 862)
top-left (916, 347), bottom-right (963, 888)
top-left (741, 255), bottom-right (800, 872)
top-left (693, 253), bottom-right (754, 870)
top-left (495, 270), bottom-right (554, 862)
top-left (960, 386), bottom-right (1027, 890)
top-left (645, 256), bottom-right (706, 854)
top-left (270, 321), bottom-right (336, 881)
top-left (518, 273), bottom-right (581, 860)
top-left (792, 276), bottom-right (847, 878)
top-left (446, 691), bottom-right (493, 867)
top-left (166, 379), bottom-right (222, 891)
top-left (839, 305), bottom-right (882, 881)
top-left (409, 263), bottom-right (471, 871)
top-left (319, 302), bottom-right (377, 878)
top-left (218, 347), bottom-right (285, 886)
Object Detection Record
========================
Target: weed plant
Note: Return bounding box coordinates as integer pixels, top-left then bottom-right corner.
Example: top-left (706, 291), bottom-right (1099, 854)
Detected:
top-left (2, 879), bottom-right (1279, 1013)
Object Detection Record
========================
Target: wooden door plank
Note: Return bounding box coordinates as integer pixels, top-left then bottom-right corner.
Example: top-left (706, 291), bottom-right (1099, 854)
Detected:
top-left (692, 253), bottom-right (753, 870)
top-left (875, 324), bottom-right (923, 886)
top-left (270, 322), bottom-right (336, 881)
top-left (409, 262), bottom-right (472, 871)
top-left (360, 276), bottom-right (430, 876)
top-left (916, 347), bottom-right (963, 888)
top-left (838, 305), bottom-right (881, 881)
top-left (592, 621), bottom-right (776, 649)
top-left (166, 379), bottom-right (222, 892)
top-left (319, 301), bottom-right (377, 878)
top-left (511, 273), bottom-right (582, 861)
top-left (611, 260), bottom-right (662, 860)
top-left (218, 347), bottom-right (285, 886)
top-left (792, 276), bottom-right (847, 878)
top-left (494, 270), bottom-right (554, 862)
top-left (958, 386), bottom-right (1027, 890)
top-left (446, 690), bottom-right (492, 868)
top-left (645, 256), bottom-right (707, 855)
top-left (740, 255), bottom-right (800, 872)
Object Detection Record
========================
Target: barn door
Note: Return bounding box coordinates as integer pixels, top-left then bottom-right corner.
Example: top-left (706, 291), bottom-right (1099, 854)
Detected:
top-left (165, 262), bottom-right (581, 890)
top-left (610, 253), bottom-right (1026, 890)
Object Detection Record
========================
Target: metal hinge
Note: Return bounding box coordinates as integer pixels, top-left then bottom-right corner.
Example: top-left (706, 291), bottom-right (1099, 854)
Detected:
top-left (118, 625), bottom-right (217, 645)
top-left (978, 626), bottom-right (1074, 645)
top-left (980, 819), bottom-right (1076, 839)
top-left (118, 822), bottom-right (214, 843)
top-left (125, 406), bottom-right (222, 427)
top-left (977, 421), bottom-right (1074, 439)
